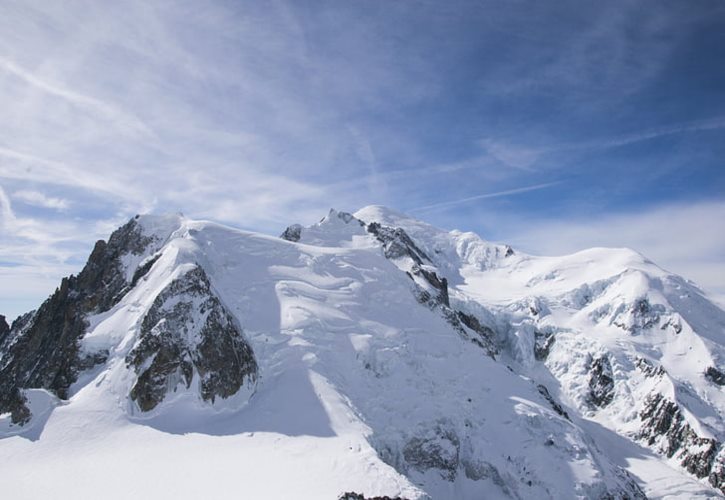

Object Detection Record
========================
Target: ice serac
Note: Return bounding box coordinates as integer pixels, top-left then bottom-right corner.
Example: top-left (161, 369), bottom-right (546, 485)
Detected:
top-left (127, 265), bottom-right (257, 412)
top-left (0, 215), bottom-right (179, 424)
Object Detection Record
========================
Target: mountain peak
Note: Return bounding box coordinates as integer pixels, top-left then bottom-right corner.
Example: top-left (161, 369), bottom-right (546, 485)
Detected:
top-left (1, 207), bottom-right (724, 498)
top-left (354, 205), bottom-right (420, 227)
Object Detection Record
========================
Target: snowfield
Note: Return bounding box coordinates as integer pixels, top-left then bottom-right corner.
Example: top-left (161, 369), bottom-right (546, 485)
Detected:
top-left (1, 206), bottom-right (723, 499)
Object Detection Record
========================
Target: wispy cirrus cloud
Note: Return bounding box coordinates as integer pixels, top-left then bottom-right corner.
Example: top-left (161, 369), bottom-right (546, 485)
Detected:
top-left (0, 0), bottom-right (723, 319)
top-left (481, 115), bottom-right (725, 170)
top-left (0, 57), bottom-right (153, 138)
top-left (410, 182), bottom-right (562, 214)
top-left (13, 190), bottom-right (69, 211)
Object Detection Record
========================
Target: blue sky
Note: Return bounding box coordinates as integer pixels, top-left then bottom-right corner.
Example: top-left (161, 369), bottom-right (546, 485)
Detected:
top-left (1, 0), bottom-right (724, 320)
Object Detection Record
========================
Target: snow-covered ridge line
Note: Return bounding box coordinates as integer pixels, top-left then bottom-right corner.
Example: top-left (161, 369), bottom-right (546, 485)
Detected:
top-left (1, 206), bottom-right (724, 499)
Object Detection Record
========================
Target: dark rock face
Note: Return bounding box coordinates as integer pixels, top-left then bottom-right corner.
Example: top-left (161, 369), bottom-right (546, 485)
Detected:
top-left (638, 392), bottom-right (723, 493)
top-left (710, 449), bottom-right (725, 493)
top-left (588, 355), bottom-right (615, 408)
top-left (0, 315), bottom-right (9, 345)
top-left (366, 222), bottom-right (430, 265)
top-left (403, 427), bottom-right (460, 481)
top-left (280, 224), bottom-right (302, 242)
top-left (635, 357), bottom-right (666, 378)
top-left (455, 311), bottom-right (497, 356)
top-left (603, 468), bottom-right (649, 500)
top-left (536, 384), bottom-right (570, 420)
top-left (614, 297), bottom-right (663, 334)
top-left (130, 253), bottom-right (161, 288)
top-left (705, 366), bottom-right (725, 386)
top-left (534, 330), bottom-right (555, 361)
top-left (339, 493), bottom-right (408, 500)
top-left (365, 220), bottom-right (497, 356)
top-left (367, 221), bottom-right (448, 307)
top-left (127, 266), bottom-right (257, 412)
top-left (0, 217), bottom-right (158, 424)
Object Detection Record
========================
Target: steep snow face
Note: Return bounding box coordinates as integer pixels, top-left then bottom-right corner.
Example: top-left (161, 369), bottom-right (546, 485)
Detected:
top-left (0, 206), bottom-right (723, 499)
top-left (352, 207), bottom-right (725, 495)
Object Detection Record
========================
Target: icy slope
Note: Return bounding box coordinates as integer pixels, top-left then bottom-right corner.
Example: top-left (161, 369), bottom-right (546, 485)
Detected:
top-left (0, 207), bottom-right (723, 499)
top-left (353, 205), bottom-right (725, 495)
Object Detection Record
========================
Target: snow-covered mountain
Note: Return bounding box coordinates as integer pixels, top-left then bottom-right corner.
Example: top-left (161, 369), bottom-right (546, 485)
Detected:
top-left (1, 206), bottom-right (723, 499)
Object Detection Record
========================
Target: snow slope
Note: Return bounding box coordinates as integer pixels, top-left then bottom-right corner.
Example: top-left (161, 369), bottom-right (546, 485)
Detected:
top-left (1, 206), bottom-right (723, 499)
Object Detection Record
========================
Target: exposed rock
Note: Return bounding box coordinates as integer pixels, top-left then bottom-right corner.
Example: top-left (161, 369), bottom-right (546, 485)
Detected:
top-left (371, 222), bottom-right (449, 309)
top-left (601, 468), bottom-right (648, 500)
top-left (130, 253), bottom-right (161, 288)
top-left (536, 384), bottom-right (570, 420)
top-left (280, 224), bottom-right (302, 242)
top-left (415, 267), bottom-right (449, 307)
top-left (0, 217), bottom-right (159, 424)
top-left (588, 355), bottom-right (615, 408)
top-left (710, 448), bottom-right (725, 493)
top-left (456, 311), bottom-right (497, 356)
top-left (613, 297), bottom-right (662, 334)
top-left (365, 220), bottom-right (497, 357)
top-left (534, 330), bottom-right (555, 361)
top-left (366, 222), bottom-right (430, 265)
top-left (127, 266), bottom-right (257, 412)
top-left (638, 391), bottom-right (723, 492)
top-left (338, 493), bottom-right (408, 500)
top-left (335, 210), bottom-right (358, 224)
top-left (635, 357), bottom-right (666, 378)
top-left (462, 460), bottom-right (508, 490)
top-left (0, 315), bottom-right (9, 345)
top-left (704, 366), bottom-right (725, 386)
top-left (661, 316), bottom-right (683, 334)
top-left (403, 426), bottom-right (460, 481)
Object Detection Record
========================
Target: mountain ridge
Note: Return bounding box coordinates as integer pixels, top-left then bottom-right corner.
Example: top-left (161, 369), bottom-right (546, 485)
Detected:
top-left (1, 206), bottom-right (723, 499)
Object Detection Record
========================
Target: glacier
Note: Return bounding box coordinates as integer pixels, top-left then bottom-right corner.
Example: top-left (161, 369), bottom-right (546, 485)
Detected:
top-left (0, 206), bottom-right (723, 499)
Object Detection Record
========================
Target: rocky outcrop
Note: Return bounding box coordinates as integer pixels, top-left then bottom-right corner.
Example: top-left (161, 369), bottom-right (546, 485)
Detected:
top-left (638, 392), bottom-right (723, 492)
top-left (454, 311), bottom-right (497, 356)
top-left (536, 384), bottom-right (570, 420)
top-left (339, 493), bottom-right (408, 500)
top-left (0, 216), bottom-right (159, 424)
top-left (127, 266), bottom-right (257, 412)
top-left (366, 222), bottom-right (451, 306)
top-left (534, 330), bottom-right (555, 361)
top-left (364, 220), bottom-right (497, 356)
top-left (705, 366), bottom-right (725, 386)
top-left (402, 426), bottom-right (461, 481)
top-left (366, 222), bottom-right (429, 264)
top-left (280, 224), bottom-right (302, 242)
top-left (613, 297), bottom-right (663, 334)
top-left (0, 315), bottom-right (9, 346)
top-left (635, 357), bottom-right (666, 378)
top-left (588, 355), bottom-right (615, 408)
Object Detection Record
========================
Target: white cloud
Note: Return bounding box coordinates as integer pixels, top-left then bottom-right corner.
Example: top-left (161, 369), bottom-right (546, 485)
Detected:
top-left (480, 139), bottom-right (541, 171)
top-left (0, 57), bottom-right (153, 138)
top-left (478, 115), bottom-right (725, 172)
top-left (12, 189), bottom-right (69, 210)
top-left (0, 1), bottom-right (722, 321)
